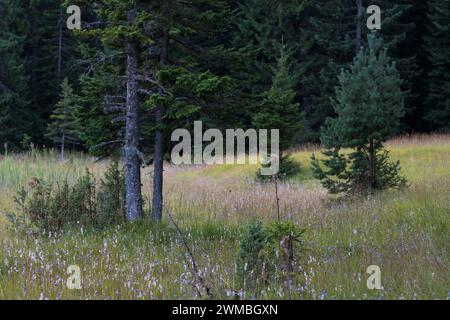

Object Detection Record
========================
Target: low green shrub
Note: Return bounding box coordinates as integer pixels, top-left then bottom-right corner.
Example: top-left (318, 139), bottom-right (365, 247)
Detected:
top-left (97, 160), bottom-right (126, 226)
top-left (11, 161), bottom-right (125, 233)
top-left (237, 219), bottom-right (305, 298)
top-left (237, 220), bottom-right (273, 297)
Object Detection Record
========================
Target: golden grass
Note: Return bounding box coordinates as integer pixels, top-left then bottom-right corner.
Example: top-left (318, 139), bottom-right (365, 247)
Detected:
top-left (0, 134), bottom-right (448, 299)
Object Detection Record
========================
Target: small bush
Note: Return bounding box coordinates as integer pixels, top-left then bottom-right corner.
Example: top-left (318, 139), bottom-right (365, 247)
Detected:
top-left (14, 161), bottom-right (125, 233)
top-left (312, 147), bottom-right (408, 195)
top-left (237, 220), bottom-right (273, 297)
top-left (237, 220), bottom-right (306, 298)
top-left (267, 221), bottom-right (306, 279)
top-left (97, 160), bottom-right (125, 226)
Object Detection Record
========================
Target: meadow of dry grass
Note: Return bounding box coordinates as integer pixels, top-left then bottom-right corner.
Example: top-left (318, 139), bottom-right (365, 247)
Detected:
top-left (0, 134), bottom-right (448, 299)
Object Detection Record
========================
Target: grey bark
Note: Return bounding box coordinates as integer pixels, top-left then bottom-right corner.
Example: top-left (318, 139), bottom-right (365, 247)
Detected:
top-left (60, 131), bottom-right (65, 161)
top-left (152, 106), bottom-right (164, 221)
top-left (57, 4), bottom-right (63, 83)
top-left (124, 10), bottom-right (143, 221)
top-left (368, 138), bottom-right (376, 192)
top-left (58, 4), bottom-right (64, 161)
top-left (151, 0), bottom-right (170, 223)
top-left (151, 26), bottom-right (168, 222)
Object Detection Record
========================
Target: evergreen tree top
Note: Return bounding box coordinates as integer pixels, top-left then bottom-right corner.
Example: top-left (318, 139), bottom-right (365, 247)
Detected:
top-left (322, 35), bottom-right (405, 149)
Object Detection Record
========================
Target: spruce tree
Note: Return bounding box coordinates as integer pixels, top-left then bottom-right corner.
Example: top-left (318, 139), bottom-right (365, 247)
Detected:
top-left (46, 78), bottom-right (80, 160)
top-left (423, 0), bottom-right (450, 131)
top-left (234, 0), bottom-right (306, 93)
top-left (76, 72), bottom-right (123, 158)
top-left (233, 0), bottom-right (307, 133)
top-left (22, 0), bottom-right (80, 144)
top-left (74, 0), bottom-right (233, 221)
top-left (301, 0), bottom-right (418, 141)
top-left (253, 45), bottom-right (303, 178)
top-left (312, 35), bottom-right (407, 194)
top-left (74, 0), bottom-right (158, 221)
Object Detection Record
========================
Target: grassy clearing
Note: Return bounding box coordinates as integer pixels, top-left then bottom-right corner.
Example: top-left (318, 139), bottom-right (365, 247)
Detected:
top-left (0, 135), bottom-right (449, 299)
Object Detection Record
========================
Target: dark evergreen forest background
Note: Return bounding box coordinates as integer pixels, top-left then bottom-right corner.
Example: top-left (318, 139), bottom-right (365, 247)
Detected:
top-left (0, 0), bottom-right (448, 152)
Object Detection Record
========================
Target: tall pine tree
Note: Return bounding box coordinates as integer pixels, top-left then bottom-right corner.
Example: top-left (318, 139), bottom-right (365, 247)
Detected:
top-left (301, 0), bottom-right (418, 141)
top-left (46, 78), bottom-right (80, 160)
top-left (22, 0), bottom-right (80, 144)
top-left (253, 45), bottom-right (303, 178)
top-left (74, 0), bottom-right (234, 221)
top-left (233, 0), bottom-right (307, 134)
top-left (312, 35), bottom-right (407, 194)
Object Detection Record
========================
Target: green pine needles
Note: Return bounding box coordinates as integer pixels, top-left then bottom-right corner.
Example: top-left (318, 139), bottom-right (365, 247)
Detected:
top-left (46, 78), bottom-right (81, 160)
top-left (254, 45), bottom-right (303, 180)
top-left (312, 35), bottom-right (407, 195)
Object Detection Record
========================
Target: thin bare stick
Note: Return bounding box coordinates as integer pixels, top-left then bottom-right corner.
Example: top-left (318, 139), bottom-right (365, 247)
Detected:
top-left (275, 176), bottom-right (281, 222)
top-left (167, 212), bottom-right (214, 299)
top-left (273, 176), bottom-right (293, 298)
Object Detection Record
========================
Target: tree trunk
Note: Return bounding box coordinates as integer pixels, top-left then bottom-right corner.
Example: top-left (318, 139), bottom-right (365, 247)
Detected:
top-left (58, 4), bottom-right (64, 162)
top-left (356, 0), bottom-right (363, 54)
top-left (60, 131), bottom-right (65, 161)
top-left (57, 3), bottom-right (63, 83)
top-left (368, 138), bottom-right (376, 191)
top-left (152, 107), bottom-right (164, 222)
top-left (151, 26), bottom-right (169, 222)
top-left (26, 11), bottom-right (38, 117)
top-left (124, 10), bottom-right (143, 221)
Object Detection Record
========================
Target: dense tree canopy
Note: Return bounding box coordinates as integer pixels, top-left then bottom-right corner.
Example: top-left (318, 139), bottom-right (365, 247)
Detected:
top-left (423, 0), bottom-right (450, 131)
top-left (0, 0), bottom-right (446, 151)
